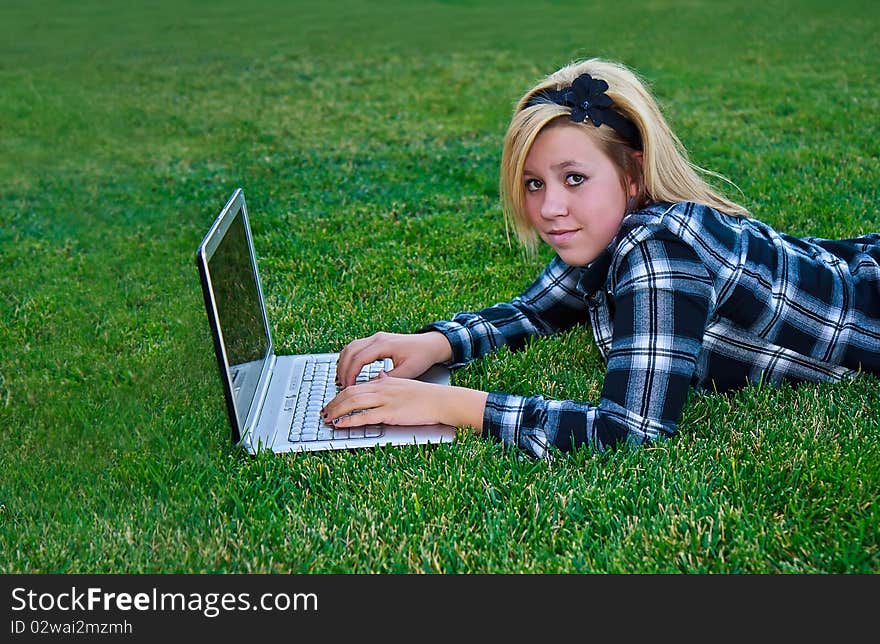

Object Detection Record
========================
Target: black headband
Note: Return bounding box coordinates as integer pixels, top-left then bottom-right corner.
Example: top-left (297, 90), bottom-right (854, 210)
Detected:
top-left (525, 73), bottom-right (642, 150)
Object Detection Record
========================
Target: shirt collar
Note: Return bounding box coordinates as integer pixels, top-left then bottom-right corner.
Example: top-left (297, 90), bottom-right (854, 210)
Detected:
top-left (575, 245), bottom-right (614, 296)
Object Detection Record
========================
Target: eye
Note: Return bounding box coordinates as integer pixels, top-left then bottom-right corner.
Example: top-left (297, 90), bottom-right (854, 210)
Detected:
top-left (565, 173), bottom-right (586, 187)
top-left (525, 178), bottom-right (543, 193)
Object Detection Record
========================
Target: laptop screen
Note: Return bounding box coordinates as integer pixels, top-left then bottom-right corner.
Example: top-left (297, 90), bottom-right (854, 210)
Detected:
top-left (207, 201), bottom-right (270, 431)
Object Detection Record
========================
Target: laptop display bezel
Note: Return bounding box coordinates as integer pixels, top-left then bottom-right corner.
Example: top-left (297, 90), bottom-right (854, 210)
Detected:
top-left (195, 188), bottom-right (275, 446)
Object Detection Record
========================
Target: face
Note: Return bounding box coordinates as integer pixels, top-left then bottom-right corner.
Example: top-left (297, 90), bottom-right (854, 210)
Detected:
top-left (522, 123), bottom-right (636, 266)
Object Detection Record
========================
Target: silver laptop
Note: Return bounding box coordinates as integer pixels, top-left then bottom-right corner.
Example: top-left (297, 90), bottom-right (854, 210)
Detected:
top-left (196, 188), bottom-right (457, 454)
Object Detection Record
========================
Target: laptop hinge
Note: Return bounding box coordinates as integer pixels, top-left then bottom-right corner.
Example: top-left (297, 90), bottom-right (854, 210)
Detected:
top-left (243, 353), bottom-right (276, 452)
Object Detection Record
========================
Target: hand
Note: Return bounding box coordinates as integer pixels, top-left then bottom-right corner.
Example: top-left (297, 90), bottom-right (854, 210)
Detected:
top-left (335, 331), bottom-right (453, 388)
top-left (321, 372), bottom-right (489, 431)
top-left (323, 371), bottom-right (449, 428)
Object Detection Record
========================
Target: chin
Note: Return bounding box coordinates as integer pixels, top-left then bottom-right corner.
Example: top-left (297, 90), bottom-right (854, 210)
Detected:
top-left (556, 248), bottom-right (600, 267)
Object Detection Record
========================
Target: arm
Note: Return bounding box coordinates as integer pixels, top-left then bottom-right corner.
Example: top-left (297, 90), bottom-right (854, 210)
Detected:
top-left (483, 232), bottom-right (716, 458)
top-left (421, 255), bottom-right (592, 367)
top-left (327, 255), bottom-right (591, 427)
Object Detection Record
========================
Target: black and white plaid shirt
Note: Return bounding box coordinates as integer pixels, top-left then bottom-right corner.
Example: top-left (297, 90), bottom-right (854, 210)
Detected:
top-left (424, 201), bottom-right (880, 459)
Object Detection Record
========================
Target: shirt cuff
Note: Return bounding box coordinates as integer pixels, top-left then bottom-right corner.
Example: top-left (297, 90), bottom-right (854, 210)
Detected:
top-left (482, 392), bottom-right (551, 459)
top-left (415, 320), bottom-right (472, 368)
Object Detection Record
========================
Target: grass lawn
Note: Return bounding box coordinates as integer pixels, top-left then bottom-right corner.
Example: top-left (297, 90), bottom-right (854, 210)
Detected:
top-left (1, 0), bottom-right (878, 573)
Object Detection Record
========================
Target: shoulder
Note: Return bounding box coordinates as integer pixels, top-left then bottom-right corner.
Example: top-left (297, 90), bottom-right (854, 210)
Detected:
top-left (608, 202), bottom-right (738, 293)
top-left (614, 201), bottom-right (744, 261)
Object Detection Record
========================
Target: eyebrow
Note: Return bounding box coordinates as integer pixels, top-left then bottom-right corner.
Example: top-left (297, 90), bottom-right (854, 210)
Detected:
top-left (552, 160), bottom-right (585, 171)
top-left (523, 160), bottom-right (585, 176)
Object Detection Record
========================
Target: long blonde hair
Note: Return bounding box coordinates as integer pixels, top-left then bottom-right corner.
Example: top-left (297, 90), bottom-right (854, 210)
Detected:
top-left (500, 58), bottom-right (749, 252)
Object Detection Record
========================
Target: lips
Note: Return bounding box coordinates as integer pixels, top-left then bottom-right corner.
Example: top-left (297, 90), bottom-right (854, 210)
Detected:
top-left (545, 228), bottom-right (580, 244)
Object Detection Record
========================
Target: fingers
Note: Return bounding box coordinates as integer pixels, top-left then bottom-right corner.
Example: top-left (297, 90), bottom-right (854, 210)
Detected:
top-left (326, 406), bottom-right (385, 429)
top-left (321, 386), bottom-right (384, 426)
top-left (335, 331), bottom-right (444, 387)
top-left (335, 333), bottom-right (387, 387)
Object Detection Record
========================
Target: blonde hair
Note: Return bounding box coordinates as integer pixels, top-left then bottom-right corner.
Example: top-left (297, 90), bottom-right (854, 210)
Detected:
top-left (500, 58), bottom-right (750, 252)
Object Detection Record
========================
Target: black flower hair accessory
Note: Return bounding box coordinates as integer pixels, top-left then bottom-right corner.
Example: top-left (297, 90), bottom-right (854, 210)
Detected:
top-left (525, 72), bottom-right (642, 150)
top-left (563, 73), bottom-right (614, 124)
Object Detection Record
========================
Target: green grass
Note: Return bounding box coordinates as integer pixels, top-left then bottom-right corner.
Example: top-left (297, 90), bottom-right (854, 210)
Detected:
top-left (1, 0), bottom-right (878, 573)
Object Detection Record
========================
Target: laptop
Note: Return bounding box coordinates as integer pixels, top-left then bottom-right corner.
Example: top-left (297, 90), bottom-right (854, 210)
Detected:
top-left (196, 188), bottom-right (458, 454)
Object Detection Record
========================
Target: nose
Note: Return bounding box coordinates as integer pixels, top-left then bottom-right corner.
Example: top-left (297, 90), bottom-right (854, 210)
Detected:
top-left (540, 184), bottom-right (568, 219)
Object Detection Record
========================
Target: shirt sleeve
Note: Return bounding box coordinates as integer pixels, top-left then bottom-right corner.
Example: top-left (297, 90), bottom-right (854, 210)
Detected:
top-left (418, 255), bottom-right (591, 367)
top-left (482, 230), bottom-right (716, 458)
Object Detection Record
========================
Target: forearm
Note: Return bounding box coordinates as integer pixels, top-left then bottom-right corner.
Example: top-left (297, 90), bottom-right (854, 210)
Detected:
top-left (438, 385), bottom-right (489, 432)
top-left (421, 330), bottom-right (454, 365)
top-left (482, 392), bottom-right (676, 459)
top-left (419, 256), bottom-right (590, 367)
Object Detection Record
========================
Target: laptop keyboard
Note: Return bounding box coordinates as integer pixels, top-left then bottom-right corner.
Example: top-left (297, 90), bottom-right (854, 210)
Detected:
top-left (286, 358), bottom-right (387, 443)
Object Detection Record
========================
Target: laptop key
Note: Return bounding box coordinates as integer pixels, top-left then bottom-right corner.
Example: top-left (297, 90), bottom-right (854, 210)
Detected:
top-left (364, 425), bottom-right (384, 438)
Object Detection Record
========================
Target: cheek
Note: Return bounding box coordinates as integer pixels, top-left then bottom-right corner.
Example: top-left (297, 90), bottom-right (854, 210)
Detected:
top-left (524, 194), bottom-right (541, 223)
top-left (598, 182), bottom-right (629, 222)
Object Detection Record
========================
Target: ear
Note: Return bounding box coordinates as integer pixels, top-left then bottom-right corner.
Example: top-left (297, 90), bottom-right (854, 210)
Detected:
top-left (627, 150), bottom-right (644, 198)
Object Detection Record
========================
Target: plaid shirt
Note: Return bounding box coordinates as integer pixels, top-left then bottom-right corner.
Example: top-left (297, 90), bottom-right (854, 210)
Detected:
top-left (424, 201), bottom-right (880, 459)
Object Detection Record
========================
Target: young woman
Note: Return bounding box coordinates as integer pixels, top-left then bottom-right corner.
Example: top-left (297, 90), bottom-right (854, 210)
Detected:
top-left (320, 58), bottom-right (880, 459)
